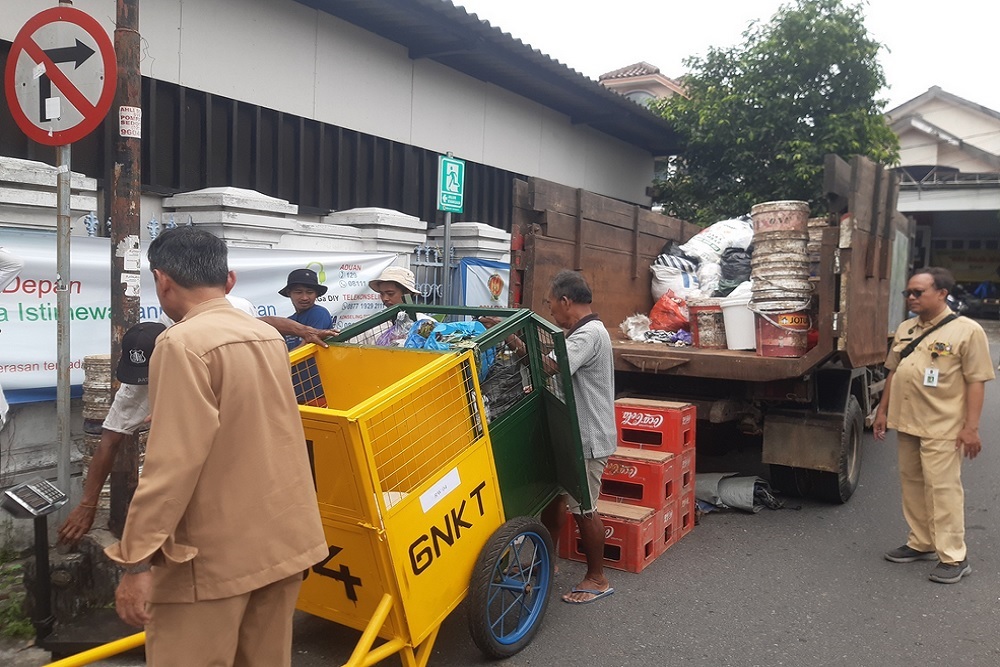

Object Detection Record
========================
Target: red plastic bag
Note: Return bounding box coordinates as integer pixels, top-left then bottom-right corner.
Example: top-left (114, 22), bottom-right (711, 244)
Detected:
top-left (649, 290), bottom-right (689, 332)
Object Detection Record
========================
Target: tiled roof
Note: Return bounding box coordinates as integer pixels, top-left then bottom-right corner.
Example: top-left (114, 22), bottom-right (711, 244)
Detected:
top-left (599, 62), bottom-right (661, 81)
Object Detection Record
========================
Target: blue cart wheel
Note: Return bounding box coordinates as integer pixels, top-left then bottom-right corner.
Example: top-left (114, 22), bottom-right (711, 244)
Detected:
top-left (468, 516), bottom-right (554, 658)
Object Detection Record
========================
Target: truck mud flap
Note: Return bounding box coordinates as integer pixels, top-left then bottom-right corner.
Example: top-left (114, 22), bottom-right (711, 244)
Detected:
top-left (761, 411), bottom-right (843, 472)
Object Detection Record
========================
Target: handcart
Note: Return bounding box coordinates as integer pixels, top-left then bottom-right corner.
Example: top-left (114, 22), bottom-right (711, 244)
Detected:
top-left (291, 306), bottom-right (592, 666)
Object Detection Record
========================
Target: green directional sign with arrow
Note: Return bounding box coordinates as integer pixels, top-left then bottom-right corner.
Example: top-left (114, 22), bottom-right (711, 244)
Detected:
top-left (437, 155), bottom-right (465, 213)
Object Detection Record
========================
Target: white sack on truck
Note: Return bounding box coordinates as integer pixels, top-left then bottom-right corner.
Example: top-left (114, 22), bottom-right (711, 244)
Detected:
top-left (679, 217), bottom-right (754, 266)
top-left (651, 264), bottom-right (700, 301)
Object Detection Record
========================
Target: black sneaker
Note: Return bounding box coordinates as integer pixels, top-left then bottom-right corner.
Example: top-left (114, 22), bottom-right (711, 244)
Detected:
top-left (929, 560), bottom-right (971, 584)
top-left (884, 545), bottom-right (938, 563)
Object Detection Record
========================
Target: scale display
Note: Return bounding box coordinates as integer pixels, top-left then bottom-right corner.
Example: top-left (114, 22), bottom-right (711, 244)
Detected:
top-left (2, 477), bottom-right (68, 518)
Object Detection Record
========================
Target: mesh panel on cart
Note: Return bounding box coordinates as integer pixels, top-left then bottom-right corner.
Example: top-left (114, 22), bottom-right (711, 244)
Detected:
top-left (535, 326), bottom-right (566, 402)
top-left (366, 358), bottom-right (483, 507)
top-left (365, 362), bottom-right (483, 504)
top-left (479, 337), bottom-right (531, 423)
top-left (291, 357), bottom-right (326, 408)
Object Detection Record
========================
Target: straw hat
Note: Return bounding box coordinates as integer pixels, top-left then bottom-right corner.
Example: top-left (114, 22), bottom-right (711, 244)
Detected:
top-left (369, 266), bottom-right (418, 295)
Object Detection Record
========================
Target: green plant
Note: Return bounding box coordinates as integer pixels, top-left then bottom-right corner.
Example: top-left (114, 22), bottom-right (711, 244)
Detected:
top-left (0, 563), bottom-right (33, 639)
top-left (650, 0), bottom-right (899, 223)
top-left (0, 521), bottom-right (19, 565)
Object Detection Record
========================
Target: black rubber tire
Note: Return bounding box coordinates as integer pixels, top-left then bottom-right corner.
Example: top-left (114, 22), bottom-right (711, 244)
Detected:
top-left (768, 464), bottom-right (812, 498)
top-left (467, 516), bottom-right (554, 659)
top-left (814, 396), bottom-right (864, 503)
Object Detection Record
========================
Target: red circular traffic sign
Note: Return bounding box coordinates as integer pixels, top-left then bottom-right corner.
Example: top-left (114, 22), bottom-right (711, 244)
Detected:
top-left (4, 6), bottom-right (117, 146)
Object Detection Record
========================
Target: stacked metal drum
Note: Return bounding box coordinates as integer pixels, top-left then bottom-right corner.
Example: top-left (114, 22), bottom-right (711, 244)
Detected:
top-left (749, 200), bottom-right (814, 357)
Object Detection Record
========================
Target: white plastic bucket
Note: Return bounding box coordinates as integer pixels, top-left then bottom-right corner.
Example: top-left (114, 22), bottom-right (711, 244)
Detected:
top-left (720, 295), bottom-right (756, 350)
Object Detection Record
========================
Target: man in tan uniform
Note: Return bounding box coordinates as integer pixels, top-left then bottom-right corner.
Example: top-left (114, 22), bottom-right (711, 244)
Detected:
top-left (874, 267), bottom-right (994, 584)
top-left (106, 227), bottom-right (328, 665)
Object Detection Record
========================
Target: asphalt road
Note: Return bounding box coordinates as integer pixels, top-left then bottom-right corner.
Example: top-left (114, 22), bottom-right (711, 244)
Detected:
top-left (5, 322), bottom-right (999, 667)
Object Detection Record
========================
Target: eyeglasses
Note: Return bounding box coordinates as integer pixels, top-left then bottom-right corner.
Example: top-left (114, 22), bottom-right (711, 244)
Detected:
top-left (901, 289), bottom-right (926, 298)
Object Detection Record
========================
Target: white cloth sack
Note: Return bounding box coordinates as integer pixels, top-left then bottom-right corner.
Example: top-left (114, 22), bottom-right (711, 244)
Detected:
top-left (679, 217), bottom-right (754, 266)
top-left (651, 264), bottom-right (700, 301)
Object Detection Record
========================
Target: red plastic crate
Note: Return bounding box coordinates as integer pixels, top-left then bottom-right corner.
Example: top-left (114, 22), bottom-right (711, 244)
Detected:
top-left (615, 398), bottom-right (696, 454)
top-left (678, 491), bottom-right (695, 539)
top-left (656, 499), bottom-right (679, 554)
top-left (558, 500), bottom-right (659, 573)
top-left (677, 449), bottom-right (695, 495)
top-left (599, 447), bottom-right (676, 510)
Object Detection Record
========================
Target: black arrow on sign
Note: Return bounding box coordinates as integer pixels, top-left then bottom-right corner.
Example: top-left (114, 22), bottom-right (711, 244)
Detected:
top-left (43, 39), bottom-right (95, 69)
top-left (38, 76), bottom-right (52, 123)
top-left (36, 40), bottom-right (97, 123)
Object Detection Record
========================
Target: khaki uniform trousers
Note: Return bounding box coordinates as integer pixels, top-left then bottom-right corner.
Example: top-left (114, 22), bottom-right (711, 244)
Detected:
top-left (897, 431), bottom-right (966, 564)
top-left (146, 573), bottom-right (302, 667)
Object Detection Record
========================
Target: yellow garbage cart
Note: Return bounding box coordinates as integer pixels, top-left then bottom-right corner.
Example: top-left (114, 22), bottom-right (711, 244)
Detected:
top-left (292, 307), bottom-right (591, 666)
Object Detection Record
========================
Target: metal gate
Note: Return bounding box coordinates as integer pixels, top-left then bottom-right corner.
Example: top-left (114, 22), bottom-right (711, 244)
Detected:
top-left (411, 245), bottom-right (458, 307)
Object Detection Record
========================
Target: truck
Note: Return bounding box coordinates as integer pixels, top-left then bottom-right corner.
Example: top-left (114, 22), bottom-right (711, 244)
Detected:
top-left (509, 154), bottom-right (913, 503)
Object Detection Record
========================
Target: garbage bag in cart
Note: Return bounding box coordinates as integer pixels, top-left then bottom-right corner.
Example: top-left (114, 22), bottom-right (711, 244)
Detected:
top-left (291, 305), bottom-right (591, 665)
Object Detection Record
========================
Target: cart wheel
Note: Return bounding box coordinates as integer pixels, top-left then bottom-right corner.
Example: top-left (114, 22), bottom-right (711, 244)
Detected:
top-left (468, 516), bottom-right (553, 658)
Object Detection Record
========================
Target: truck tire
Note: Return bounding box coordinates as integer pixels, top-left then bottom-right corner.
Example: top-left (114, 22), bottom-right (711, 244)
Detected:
top-left (814, 396), bottom-right (863, 503)
top-left (768, 464), bottom-right (812, 498)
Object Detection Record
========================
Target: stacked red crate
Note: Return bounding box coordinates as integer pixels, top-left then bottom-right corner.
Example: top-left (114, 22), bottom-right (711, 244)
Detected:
top-left (558, 500), bottom-right (660, 573)
top-left (615, 398), bottom-right (696, 454)
top-left (614, 398), bottom-right (697, 552)
top-left (557, 399), bottom-right (697, 572)
top-left (599, 447), bottom-right (676, 509)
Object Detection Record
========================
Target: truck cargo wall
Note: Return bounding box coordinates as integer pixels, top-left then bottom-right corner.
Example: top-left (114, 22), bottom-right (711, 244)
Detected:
top-left (510, 178), bottom-right (699, 328)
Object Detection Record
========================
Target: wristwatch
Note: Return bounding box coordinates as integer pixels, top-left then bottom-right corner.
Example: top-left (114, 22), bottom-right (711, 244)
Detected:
top-left (122, 560), bottom-right (152, 575)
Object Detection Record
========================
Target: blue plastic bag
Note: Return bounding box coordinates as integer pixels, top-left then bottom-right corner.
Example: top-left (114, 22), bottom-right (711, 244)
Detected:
top-left (403, 320), bottom-right (495, 381)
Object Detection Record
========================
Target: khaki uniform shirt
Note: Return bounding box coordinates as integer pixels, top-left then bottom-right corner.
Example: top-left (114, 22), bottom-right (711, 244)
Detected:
top-left (885, 308), bottom-right (995, 439)
top-left (106, 299), bottom-right (327, 603)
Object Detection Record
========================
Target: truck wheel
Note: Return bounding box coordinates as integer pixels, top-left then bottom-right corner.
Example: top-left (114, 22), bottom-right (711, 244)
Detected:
top-left (815, 396), bottom-right (863, 503)
top-left (768, 464), bottom-right (812, 497)
top-left (468, 517), bottom-right (553, 658)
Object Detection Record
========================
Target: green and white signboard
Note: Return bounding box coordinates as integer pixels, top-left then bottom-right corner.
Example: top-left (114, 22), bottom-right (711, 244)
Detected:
top-left (437, 154), bottom-right (465, 213)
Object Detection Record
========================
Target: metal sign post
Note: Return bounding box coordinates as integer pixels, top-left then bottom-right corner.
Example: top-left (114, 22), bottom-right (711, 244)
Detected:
top-left (437, 153), bottom-right (466, 306)
top-left (5, 4), bottom-right (117, 504)
top-left (56, 144), bottom-right (71, 500)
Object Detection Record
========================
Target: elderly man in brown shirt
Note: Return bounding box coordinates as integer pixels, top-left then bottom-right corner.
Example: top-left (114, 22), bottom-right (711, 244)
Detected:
top-left (106, 227), bottom-right (327, 665)
top-left (874, 267), bottom-right (994, 585)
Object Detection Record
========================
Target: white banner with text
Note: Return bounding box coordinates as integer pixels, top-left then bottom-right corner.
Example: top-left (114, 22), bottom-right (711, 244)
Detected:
top-left (0, 228), bottom-right (396, 401)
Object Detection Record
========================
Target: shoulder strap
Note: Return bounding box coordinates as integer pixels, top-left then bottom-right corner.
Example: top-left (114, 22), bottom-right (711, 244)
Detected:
top-left (899, 314), bottom-right (959, 360)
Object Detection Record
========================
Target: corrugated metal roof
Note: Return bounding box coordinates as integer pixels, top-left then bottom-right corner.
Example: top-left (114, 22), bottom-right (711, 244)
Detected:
top-left (295, 0), bottom-right (681, 155)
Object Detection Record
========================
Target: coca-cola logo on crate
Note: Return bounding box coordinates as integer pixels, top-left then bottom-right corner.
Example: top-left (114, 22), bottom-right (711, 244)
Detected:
top-left (606, 462), bottom-right (638, 478)
top-left (620, 411), bottom-right (664, 428)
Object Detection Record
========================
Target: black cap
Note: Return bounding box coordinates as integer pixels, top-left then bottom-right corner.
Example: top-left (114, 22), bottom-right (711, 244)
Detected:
top-left (116, 322), bottom-right (167, 385)
top-left (278, 268), bottom-right (328, 297)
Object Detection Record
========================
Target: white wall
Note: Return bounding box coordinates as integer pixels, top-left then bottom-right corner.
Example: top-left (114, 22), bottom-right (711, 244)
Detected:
top-left (897, 128), bottom-right (939, 166)
top-left (913, 99), bottom-right (1000, 156)
top-left (898, 188), bottom-right (1000, 213)
top-left (896, 96), bottom-right (1000, 173)
top-left (1, 0), bottom-right (654, 204)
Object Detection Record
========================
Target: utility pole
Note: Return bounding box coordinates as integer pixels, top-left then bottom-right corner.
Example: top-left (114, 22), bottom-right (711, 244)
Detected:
top-left (108, 0), bottom-right (141, 536)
